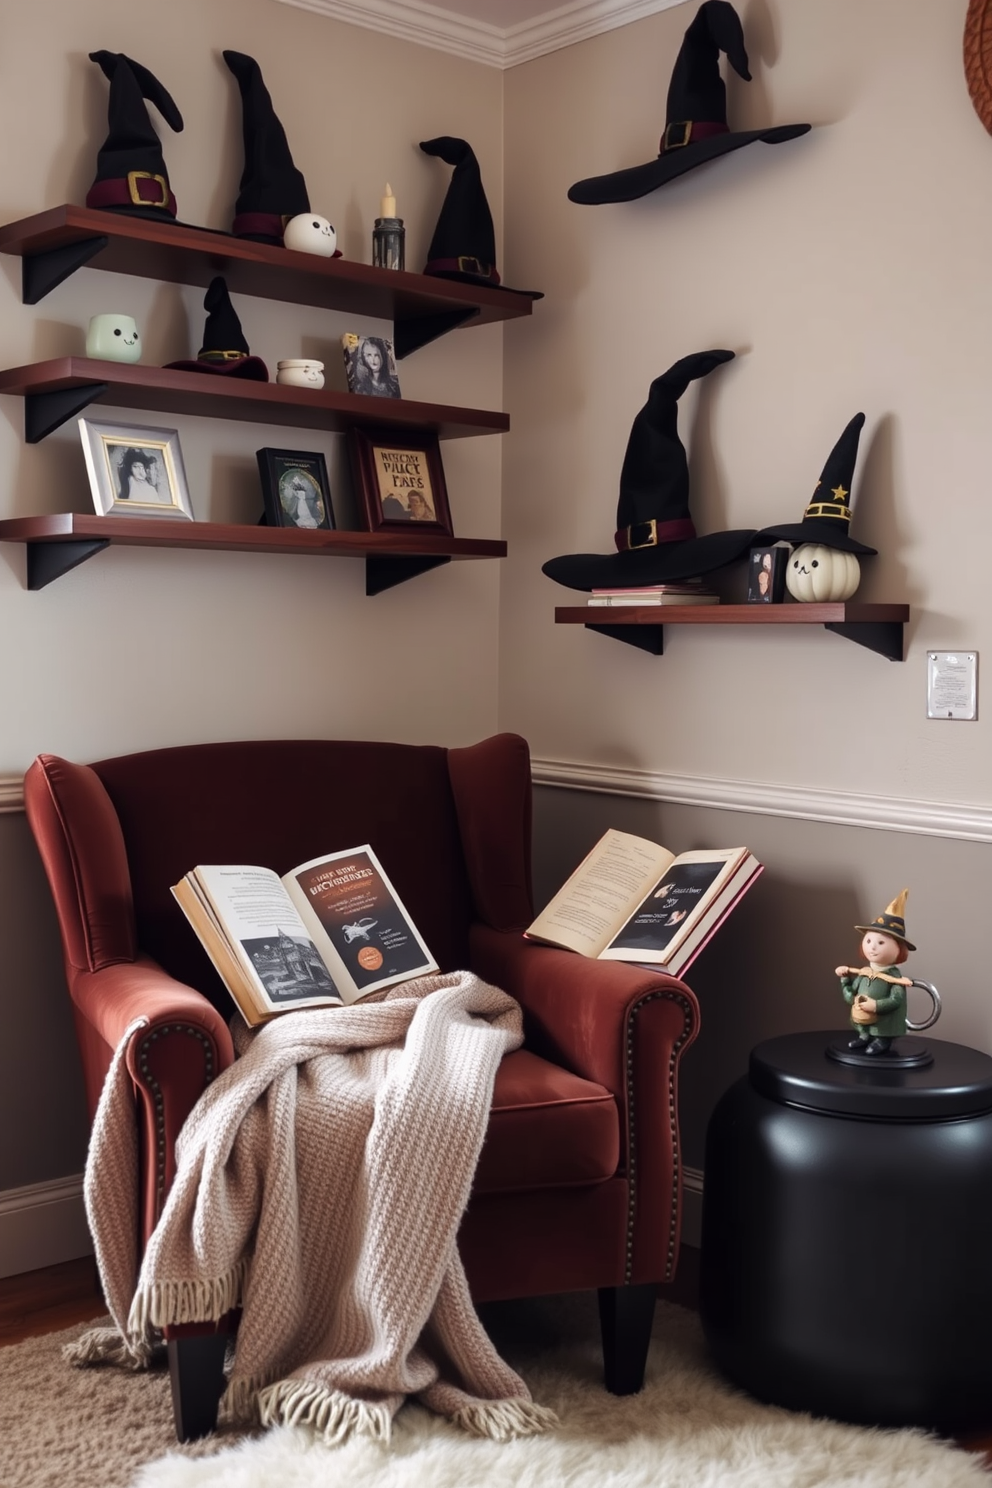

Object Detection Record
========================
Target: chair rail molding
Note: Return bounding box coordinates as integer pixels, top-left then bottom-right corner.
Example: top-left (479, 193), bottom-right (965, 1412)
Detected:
top-left (273, 0), bottom-right (688, 67)
top-left (531, 757), bottom-right (992, 845)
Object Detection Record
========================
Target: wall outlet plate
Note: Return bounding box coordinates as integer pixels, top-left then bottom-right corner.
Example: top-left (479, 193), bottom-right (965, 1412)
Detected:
top-left (927, 651), bottom-right (978, 720)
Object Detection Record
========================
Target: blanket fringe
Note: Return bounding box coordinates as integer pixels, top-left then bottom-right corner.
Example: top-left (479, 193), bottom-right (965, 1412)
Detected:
top-left (256, 1379), bottom-right (394, 1445)
top-left (62, 1324), bottom-right (153, 1371)
top-left (452, 1397), bottom-right (560, 1441)
top-left (127, 1259), bottom-right (249, 1333)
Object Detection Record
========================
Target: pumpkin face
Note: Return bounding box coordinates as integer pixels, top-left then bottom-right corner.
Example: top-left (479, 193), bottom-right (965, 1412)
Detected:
top-left (785, 544), bottom-right (861, 603)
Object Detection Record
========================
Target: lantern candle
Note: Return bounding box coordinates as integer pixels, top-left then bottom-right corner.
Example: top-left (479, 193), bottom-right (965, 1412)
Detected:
top-left (373, 182), bottom-right (405, 271)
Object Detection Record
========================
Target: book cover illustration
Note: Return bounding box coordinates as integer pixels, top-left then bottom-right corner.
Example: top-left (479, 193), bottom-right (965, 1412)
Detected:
top-left (607, 859), bottom-right (728, 955)
top-left (342, 333), bottom-right (402, 398)
top-left (206, 866), bottom-right (342, 1006)
top-left (291, 849), bottom-right (429, 993)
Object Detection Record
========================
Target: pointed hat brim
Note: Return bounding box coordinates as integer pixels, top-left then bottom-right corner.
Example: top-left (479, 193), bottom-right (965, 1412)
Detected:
top-left (567, 123), bottom-right (810, 205)
top-left (542, 528), bottom-right (755, 591)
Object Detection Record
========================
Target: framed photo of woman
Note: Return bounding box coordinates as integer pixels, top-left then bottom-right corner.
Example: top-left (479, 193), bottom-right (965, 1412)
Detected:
top-left (78, 418), bottom-right (194, 520)
top-left (256, 448), bottom-right (335, 531)
top-left (346, 428), bottom-right (452, 535)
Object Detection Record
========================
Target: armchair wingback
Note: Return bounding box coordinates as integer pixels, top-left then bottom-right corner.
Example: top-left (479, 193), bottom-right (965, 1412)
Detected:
top-left (25, 733), bottom-right (699, 1436)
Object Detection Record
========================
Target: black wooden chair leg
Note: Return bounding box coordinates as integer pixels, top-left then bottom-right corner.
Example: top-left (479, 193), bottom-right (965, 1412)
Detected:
top-left (598, 1282), bottom-right (657, 1395)
top-left (167, 1329), bottom-right (228, 1441)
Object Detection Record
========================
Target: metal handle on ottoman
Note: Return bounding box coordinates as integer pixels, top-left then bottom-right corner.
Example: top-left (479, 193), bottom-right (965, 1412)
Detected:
top-left (906, 979), bottom-right (942, 1032)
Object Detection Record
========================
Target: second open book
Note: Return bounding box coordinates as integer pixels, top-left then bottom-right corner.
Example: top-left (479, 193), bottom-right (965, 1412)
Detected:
top-left (172, 845), bottom-right (437, 1027)
top-left (524, 829), bottom-right (762, 978)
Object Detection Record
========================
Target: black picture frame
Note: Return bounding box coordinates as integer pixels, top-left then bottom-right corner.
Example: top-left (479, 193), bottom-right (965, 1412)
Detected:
top-left (747, 545), bottom-right (788, 604)
top-left (346, 427), bottom-right (453, 535)
top-left (256, 448), bottom-right (335, 531)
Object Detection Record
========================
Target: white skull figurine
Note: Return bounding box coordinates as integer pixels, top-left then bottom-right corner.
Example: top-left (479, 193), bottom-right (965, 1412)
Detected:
top-left (283, 214), bottom-right (337, 257)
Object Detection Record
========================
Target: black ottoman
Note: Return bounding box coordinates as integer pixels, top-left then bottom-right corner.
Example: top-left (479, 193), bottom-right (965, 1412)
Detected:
top-left (699, 1031), bottom-right (992, 1432)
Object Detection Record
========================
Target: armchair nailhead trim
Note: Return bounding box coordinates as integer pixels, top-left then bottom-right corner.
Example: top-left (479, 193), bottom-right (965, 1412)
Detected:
top-left (624, 989), bottom-right (695, 1285)
top-left (136, 1024), bottom-right (216, 1219)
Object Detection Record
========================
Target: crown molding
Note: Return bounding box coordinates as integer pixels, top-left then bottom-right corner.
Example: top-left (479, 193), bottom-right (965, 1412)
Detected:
top-left (273, 0), bottom-right (689, 68)
top-left (531, 758), bottom-right (992, 845)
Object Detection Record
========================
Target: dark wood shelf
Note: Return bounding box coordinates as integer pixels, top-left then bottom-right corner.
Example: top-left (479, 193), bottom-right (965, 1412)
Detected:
top-left (555, 603), bottom-right (910, 661)
top-left (0, 205), bottom-right (537, 358)
top-left (0, 514), bottom-right (507, 593)
top-left (0, 357), bottom-right (510, 444)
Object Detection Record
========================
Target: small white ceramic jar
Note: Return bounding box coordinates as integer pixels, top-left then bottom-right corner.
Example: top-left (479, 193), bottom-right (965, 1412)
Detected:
top-left (86, 313), bottom-right (141, 363)
top-left (276, 359), bottom-right (325, 389)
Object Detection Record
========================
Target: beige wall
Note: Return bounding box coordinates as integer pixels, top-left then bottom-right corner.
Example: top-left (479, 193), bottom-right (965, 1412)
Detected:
top-left (0, 0), bottom-right (504, 1201)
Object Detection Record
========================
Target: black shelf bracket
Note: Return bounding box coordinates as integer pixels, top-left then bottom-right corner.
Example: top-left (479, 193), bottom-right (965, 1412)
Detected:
top-left (586, 622), bottom-right (665, 656)
top-left (25, 382), bottom-right (108, 443)
top-left (26, 539), bottom-right (110, 590)
top-left (366, 553), bottom-right (450, 595)
top-left (394, 307), bottom-right (480, 360)
top-left (824, 620), bottom-right (904, 662)
top-left (22, 235), bottom-right (109, 304)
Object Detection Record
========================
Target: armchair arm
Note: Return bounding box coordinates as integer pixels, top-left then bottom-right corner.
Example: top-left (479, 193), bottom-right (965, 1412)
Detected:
top-left (470, 924), bottom-right (700, 1284)
top-left (71, 956), bottom-right (234, 1244)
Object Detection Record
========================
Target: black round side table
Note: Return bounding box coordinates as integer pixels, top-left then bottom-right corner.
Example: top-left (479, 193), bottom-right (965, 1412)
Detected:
top-left (699, 1031), bottom-right (992, 1433)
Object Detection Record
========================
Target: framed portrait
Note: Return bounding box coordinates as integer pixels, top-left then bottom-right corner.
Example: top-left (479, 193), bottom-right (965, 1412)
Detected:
top-left (347, 427), bottom-right (452, 535)
top-left (746, 545), bottom-right (788, 604)
top-left (78, 418), bottom-right (193, 520)
top-left (256, 448), bottom-right (335, 531)
top-left (341, 333), bottom-right (402, 399)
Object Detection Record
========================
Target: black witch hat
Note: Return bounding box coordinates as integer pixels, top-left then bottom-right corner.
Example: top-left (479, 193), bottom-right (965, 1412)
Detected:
top-left (542, 350), bottom-right (755, 591)
top-left (753, 413), bottom-right (876, 555)
top-left (86, 51), bottom-right (183, 221)
top-left (224, 50), bottom-right (310, 245)
top-left (420, 137), bottom-right (542, 298)
top-left (855, 890), bottom-right (916, 952)
top-left (165, 276), bottom-right (268, 381)
top-left (568, 1), bottom-right (810, 205)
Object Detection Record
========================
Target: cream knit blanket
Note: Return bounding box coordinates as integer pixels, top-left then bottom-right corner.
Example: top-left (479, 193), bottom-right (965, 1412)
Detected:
top-left (67, 971), bottom-right (557, 1444)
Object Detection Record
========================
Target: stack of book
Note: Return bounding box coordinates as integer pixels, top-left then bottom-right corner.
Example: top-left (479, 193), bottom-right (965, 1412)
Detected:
top-left (586, 580), bottom-right (719, 606)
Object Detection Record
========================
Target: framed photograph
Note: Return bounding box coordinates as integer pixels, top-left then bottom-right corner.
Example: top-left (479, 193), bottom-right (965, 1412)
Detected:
top-left (78, 418), bottom-right (193, 520)
top-left (341, 333), bottom-right (402, 399)
top-left (347, 427), bottom-right (452, 535)
top-left (256, 448), bottom-right (335, 531)
top-left (747, 545), bottom-right (788, 604)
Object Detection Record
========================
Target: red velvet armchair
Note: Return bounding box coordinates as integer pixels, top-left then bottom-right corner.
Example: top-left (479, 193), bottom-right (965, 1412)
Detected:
top-left (24, 733), bottom-right (699, 1439)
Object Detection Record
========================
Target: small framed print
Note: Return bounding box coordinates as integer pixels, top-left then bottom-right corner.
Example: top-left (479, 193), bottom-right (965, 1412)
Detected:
top-left (78, 417), bottom-right (193, 520)
top-left (341, 333), bottom-right (402, 399)
top-left (347, 427), bottom-right (452, 535)
top-left (747, 544), bottom-right (787, 603)
top-left (256, 448), bottom-right (335, 531)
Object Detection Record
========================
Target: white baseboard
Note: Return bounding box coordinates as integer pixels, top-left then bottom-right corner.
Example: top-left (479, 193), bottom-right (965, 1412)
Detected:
top-left (0, 1174), bottom-right (91, 1280)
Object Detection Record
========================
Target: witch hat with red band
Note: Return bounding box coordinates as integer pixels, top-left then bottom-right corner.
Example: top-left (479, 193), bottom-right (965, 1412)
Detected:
top-left (753, 413), bottom-right (877, 555)
top-left (420, 136), bottom-right (542, 297)
top-left (224, 50), bottom-right (311, 245)
top-left (165, 276), bottom-right (268, 381)
top-left (567, 0), bottom-right (810, 205)
top-left (86, 51), bottom-right (183, 221)
top-left (542, 350), bottom-right (755, 591)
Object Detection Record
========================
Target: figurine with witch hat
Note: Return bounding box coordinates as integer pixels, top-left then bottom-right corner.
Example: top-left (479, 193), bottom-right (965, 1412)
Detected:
top-left (86, 51), bottom-right (184, 222)
top-left (542, 350), bottom-right (755, 592)
top-left (836, 892), bottom-right (916, 1056)
top-left (753, 413), bottom-right (877, 603)
top-left (567, 0), bottom-right (809, 205)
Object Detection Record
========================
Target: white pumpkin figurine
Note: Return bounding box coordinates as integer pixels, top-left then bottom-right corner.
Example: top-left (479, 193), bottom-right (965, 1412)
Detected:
top-left (752, 412), bottom-right (877, 603)
top-left (283, 213), bottom-right (338, 257)
top-left (786, 544), bottom-right (861, 603)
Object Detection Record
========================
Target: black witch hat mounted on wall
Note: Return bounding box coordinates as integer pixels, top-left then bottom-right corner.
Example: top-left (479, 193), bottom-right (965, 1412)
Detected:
top-left (224, 50), bottom-right (311, 245)
top-left (542, 350), bottom-right (755, 591)
top-left (753, 413), bottom-right (877, 555)
top-left (86, 51), bottom-right (184, 221)
top-left (419, 136), bottom-right (542, 298)
top-left (165, 276), bottom-right (269, 381)
top-left (567, 0), bottom-right (810, 205)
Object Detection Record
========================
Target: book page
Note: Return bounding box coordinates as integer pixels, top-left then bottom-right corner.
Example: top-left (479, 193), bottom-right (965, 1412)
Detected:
top-left (601, 848), bottom-right (745, 963)
top-left (283, 845), bottom-right (438, 1002)
top-left (525, 829), bottom-right (675, 958)
top-left (190, 865), bottom-right (343, 1010)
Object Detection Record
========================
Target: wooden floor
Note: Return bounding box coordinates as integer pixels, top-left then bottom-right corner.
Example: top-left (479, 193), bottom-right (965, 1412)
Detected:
top-left (1, 1251), bottom-right (990, 1469)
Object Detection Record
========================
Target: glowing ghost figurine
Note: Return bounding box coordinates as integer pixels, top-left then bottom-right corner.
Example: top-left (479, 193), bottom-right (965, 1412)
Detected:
top-left (283, 214), bottom-right (338, 257)
top-left (86, 313), bottom-right (141, 363)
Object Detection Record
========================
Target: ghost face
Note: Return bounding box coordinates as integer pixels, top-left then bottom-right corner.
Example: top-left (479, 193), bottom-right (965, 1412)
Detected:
top-left (283, 214), bottom-right (338, 257)
top-left (86, 314), bottom-right (141, 363)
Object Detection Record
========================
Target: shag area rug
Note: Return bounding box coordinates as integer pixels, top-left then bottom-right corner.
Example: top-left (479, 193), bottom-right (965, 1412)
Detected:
top-left (1, 1293), bottom-right (987, 1488)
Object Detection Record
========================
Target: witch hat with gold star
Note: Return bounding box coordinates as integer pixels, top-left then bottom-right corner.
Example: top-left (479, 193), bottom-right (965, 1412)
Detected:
top-left (855, 889), bottom-right (916, 951)
top-left (753, 412), bottom-right (877, 555)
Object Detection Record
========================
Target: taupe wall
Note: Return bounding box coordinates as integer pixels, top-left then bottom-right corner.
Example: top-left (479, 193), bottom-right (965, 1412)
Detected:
top-left (0, 0), bottom-right (504, 1199)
